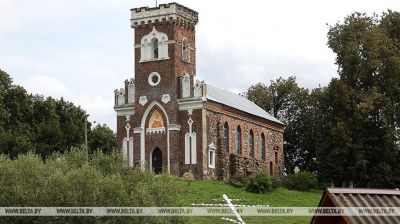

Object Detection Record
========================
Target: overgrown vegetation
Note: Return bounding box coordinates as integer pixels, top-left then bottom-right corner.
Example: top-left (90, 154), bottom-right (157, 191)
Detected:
top-left (283, 171), bottom-right (318, 191)
top-left (227, 172), bottom-right (284, 193)
top-left (226, 173), bottom-right (247, 188)
top-left (227, 171), bottom-right (317, 193)
top-left (0, 148), bottom-right (188, 224)
top-left (245, 172), bottom-right (273, 194)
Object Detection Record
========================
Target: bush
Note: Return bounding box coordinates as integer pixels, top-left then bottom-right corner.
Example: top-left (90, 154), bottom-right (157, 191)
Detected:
top-left (245, 172), bottom-right (272, 194)
top-left (271, 176), bottom-right (282, 189)
top-left (0, 147), bottom-right (189, 224)
top-left (226, 173), bottom-right (247, 188)
top-left (283, 171), bottom-right (318, 191)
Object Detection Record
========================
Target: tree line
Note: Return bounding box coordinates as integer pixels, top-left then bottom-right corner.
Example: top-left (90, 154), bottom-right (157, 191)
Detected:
top-left (244, 11), bottom-right (400, 188)
top-left (0, 69), bottom-right (116, 159)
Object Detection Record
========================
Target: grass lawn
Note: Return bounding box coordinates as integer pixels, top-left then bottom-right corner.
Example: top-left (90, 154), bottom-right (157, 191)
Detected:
top-left (176, 179), bottom-right (322, 224)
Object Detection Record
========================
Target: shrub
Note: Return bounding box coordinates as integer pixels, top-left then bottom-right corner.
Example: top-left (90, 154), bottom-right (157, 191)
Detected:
top-left (271, 176), bottom-right (282, 189)
top-left (283, 171), bottom-right (318, 191)
top-left (0, 147), bottom-right (189, 224)
top-left (227, 173), bottom-right (247, 188)
top-left (245, 172), bottom-right (272, 194)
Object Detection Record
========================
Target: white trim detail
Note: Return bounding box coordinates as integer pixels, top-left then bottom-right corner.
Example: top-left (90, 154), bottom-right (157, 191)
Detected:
top-left (161, 94), bottom-right (171, 104)
top-left (185, 133), bottom-right (190, 164)
top-left (177, 99), bottom-right (204, 111)
top-left (148, 72), bottom-right (161, 86)
top-left (139, 96), bottom-right (148, 106)
top-left (123, 123), bottom-right (134, 168)
top-left (140, 101), bottom-right (170, 173)
top-left (181, 74), bottom-right (191, 98)
top-left (123, 137), bottom-right (134, 167)
top-left (133, 127), bottom-right (144, 134)
top-left (184, 117), bottom-right (196, 164)
top-left (208, 142), bottom-right (216, 168)
top-left (168, 124), bottom-right (181, 131)
top-left (140, 26), bottom-right (169, 62)
top-left (146, 127), bottom-right (166, 135)
top-left (131, 3), bottom-right (198, 27)
top-left (114, 106), bottom-right (135, 117)
top-left (182, 37), bottom-right (190, 63)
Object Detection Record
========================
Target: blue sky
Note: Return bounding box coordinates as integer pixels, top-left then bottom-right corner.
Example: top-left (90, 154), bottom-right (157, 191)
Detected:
top-left (1, 0), bottom-right (399, 130)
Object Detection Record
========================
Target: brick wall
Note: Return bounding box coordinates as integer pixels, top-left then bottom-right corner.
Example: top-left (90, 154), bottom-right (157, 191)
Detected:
top-left (204, 101), bottom-right (284, 179)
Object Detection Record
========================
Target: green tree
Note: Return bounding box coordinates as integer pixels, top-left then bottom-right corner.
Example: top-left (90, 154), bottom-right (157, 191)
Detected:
top-left (245, 76), bottom-right (301, 121)
top-left (0, 69), bottom-right (13, 128)
top-left (0, 69), bottom-right (116, 159)
top-left (88, 124), bottom-right (117, 154)
top-left (319, 11), bottom-right (400, 187)
top-left (244, 77), bottom-right (320, 173)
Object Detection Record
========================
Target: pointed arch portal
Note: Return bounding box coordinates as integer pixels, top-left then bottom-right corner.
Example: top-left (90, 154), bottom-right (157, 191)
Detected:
top-left (137, 100), bottom-right (170, 173)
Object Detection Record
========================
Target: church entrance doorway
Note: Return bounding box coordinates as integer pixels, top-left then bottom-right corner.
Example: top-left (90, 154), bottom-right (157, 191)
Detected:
top-left (151, 148), bottom-right (162, 174)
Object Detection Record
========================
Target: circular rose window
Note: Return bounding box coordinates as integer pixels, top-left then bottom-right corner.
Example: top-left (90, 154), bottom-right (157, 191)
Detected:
top-left (148, 72), bottom-right (161, 86)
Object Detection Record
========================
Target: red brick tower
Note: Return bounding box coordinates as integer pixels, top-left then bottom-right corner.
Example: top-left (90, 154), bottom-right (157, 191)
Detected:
top-left (115, 3), bottom-right (199, 174)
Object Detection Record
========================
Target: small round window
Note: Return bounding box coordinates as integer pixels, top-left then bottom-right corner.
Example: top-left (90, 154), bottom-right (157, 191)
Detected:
top-left (148, 72), bottom-right (161, 86)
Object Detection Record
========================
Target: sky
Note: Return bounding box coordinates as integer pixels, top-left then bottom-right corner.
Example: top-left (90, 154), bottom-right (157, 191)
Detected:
top-left (0, 0), bottom-right (399, 131)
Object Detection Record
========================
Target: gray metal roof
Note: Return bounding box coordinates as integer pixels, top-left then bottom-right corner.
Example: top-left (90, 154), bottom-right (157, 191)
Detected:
top-left (315, 188), bottom-right (400, 224)
top-left (205, 84), bottom-right (283, 125)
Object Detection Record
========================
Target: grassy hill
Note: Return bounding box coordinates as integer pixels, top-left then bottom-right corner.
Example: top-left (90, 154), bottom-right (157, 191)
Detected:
top-left (177, 180), bottom-right (322, 224)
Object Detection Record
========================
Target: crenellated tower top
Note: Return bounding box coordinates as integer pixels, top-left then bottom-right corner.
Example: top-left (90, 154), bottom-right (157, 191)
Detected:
top-left (130, 2), bottom-right (198, 29)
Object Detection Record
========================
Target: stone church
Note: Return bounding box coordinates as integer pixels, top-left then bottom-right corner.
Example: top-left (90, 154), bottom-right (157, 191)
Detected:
top-left (114, 2), bottom-right (284, 179)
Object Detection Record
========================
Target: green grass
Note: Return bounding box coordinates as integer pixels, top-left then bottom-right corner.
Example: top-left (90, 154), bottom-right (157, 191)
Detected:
top-left (176, 179), bottom-right (322, 224)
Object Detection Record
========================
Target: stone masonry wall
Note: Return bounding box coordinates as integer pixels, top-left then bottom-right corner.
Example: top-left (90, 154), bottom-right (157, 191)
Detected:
top-left (204, 101), bottom-right (284, 180)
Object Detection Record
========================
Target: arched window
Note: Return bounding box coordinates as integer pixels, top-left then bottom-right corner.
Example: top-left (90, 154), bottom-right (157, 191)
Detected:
top-left (223, 122), bottom-right (229, 139)
top-left (182, 38), bottom-right (190, 63)
top-left (261, 133), bottom-right (266, 160)
top-left (236, 126), bottom-right (241, 155)
top-left (151, 38), bottom-right (159, 59)
top-left (223, 122), bottom-right (229, 152)
top-left (249, 130), bottom-right (254, 158)
top-left (140, 26), bottom-right (168, 62)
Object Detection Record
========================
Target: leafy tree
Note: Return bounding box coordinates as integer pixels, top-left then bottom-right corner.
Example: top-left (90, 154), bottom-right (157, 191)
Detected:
top-left (245, 76), bottom-right (301, 121)
top-left (0, 69), bottom-right (12, 128)
top-left (244, 77), bottom-right (319, 173)
top-left (88, 124), bottom-right (117, 154)
top-left (318, 11), bottom-right (400, 187)
top-left (0, 69), bottom-right (116, 159)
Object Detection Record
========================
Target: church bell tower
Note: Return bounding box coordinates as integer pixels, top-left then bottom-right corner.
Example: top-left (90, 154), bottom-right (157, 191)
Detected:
top-left (131, 3), bottom-right (198, 103)
top-left (125, 3), bottom-right (199, 174)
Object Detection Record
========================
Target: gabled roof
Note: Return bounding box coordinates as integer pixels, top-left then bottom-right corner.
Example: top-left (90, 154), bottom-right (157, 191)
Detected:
top-left (205, 84), bottom-right (283, 125)
top-left (311, 188), bottom-right (400, 224)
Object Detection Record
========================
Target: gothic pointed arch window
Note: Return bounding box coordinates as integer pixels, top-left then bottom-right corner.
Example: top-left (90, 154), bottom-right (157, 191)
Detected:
top-left (249, 130), bottom-right (254, 158)
top-left (223, 122), bottom-right (229, 152)
top-left (236, 126), bottom-right (242, 155)
top-left (261, 133), bottom-right (266, 160)
top-left (182, 38), bottom-right (190, 63)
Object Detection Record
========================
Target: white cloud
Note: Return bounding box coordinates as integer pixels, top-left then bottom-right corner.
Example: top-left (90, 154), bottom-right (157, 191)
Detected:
top-left (0, 0), bottom-right (20, 33)
top-left (22, 76), bottom-right (72, 98)
top-left (1, 0), bottom-right (399, 131)
top-left (21, 75), bottom-right (116, 130)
